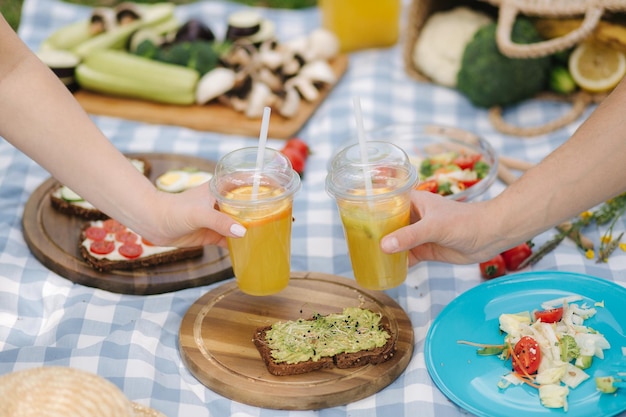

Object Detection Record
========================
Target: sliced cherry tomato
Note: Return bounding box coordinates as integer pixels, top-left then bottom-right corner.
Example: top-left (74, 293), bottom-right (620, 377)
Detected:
top-left (281, 147), bottom-right (305, 175)
top-left (85, 226), bottom-right (107, 241)
top-left (459, 178), bottom-right (480, 189)
top-left (453, 154), bottom-right (481, 170)
top-left (141, 237), bottom-right (155, 246)
top-left (283, 138), bottom-right (310, 159)
top-left (417, 179), bottom-right (438, 193)
top-left (512, 336), bottom-right (541, 375)
top-left (534, 307), bottom-right (564, 323)
top-left (90, 240), bottom-right (115, 255)
top-left (501, 242), bottom-right (533, 271)
top-left (102, 219), bottom-right (125, 233)
top-left (119, 243), bottom-right (143, 259)
top-left (115, 230), bottom-right (138, 244)
top-left (479, 254), bottom-right (506, 279)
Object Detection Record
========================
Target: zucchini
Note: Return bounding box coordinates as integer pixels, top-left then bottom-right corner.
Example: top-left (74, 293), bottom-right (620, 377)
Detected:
top-left (72, 3), bottom-right (176, 58)
top-left (76, 51), bottom-right (198, 105)
top-left (40, 20), bottom-right (93, 51)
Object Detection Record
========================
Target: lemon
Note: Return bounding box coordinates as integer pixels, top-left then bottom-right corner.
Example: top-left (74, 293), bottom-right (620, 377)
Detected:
top-left (568, 41), bottom-right (626, 93)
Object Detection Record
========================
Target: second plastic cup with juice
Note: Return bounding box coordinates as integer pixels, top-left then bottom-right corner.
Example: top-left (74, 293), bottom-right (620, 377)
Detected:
top-left (326, 141), bottom-right (418, 290)
top-left (209, 147), bottom-right (301, 296)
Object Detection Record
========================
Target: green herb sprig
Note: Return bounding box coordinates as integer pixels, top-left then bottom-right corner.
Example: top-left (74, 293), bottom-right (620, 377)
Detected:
top-left (520, 192), bottom-right (626, 267)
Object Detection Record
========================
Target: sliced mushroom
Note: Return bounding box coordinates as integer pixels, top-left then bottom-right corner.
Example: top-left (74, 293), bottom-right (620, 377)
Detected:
top-left (195, 68), bottom-right (237, 105)
top-left (276, 86), bottom-right (301, 118)
top-left (299, 60), bottom-right (336, 85)
top-left (257, 67), bottom-right (283, 91)
top-left (258, 40), bottom-right (283, 70)
top-left (245, 81), bottom-right (273, 118)
top-left (286, 75), bottom-right (319, 102)
top-left (281, 52), bottom-right (306, 78)
top-left (306, 28), bottom-right (340, 61)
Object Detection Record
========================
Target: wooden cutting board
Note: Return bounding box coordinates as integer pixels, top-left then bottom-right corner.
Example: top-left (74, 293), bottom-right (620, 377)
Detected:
top-left (21, 153), bottom-right (233, 295)
top-left (73, 55), bottom-right (349, 139)
top-left (179, 272), bottom-right (414, 410)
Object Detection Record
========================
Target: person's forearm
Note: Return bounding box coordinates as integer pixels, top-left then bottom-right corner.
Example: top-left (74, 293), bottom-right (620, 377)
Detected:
top-left (0, 17), bottom-right (160, 232)
top-left (489, 80), bottom-right (626, 245)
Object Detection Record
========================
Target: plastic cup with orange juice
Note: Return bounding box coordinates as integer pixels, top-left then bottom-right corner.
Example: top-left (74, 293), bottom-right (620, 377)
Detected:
top-left (210, 147), bottom-right (300, 296)
top-left (326, 141), bottom-right (417, 290)
top-left (318, 0), bottom-right (401, 52)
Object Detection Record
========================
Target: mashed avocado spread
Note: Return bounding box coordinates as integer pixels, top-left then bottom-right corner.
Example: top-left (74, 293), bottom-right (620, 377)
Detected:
top-left (265, 307), bottom-right (390, 364)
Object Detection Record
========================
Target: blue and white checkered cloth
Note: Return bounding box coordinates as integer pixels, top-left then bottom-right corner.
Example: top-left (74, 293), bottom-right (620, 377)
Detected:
top-left (2, 0), bottom-right (625, 416)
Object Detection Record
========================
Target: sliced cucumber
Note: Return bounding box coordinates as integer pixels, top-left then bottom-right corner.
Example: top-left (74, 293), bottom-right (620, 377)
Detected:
top-left (60, 186), bottom-right (84, 202)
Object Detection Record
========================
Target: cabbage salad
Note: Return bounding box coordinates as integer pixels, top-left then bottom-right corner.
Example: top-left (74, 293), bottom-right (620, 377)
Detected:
top-left (459, 295), bottom-right (612, 411)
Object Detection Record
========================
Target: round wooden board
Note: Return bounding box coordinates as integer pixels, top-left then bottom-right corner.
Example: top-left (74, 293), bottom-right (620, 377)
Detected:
top-left (21, 153), bottom-right (233, 295)
top-left (179, 272), bottom-right (414, 410)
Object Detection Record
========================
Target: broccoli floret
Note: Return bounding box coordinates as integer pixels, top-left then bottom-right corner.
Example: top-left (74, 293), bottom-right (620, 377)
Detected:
top-left (133, 39), bottom-right (160, 59)
top-left (559, 334), bottom-right (580, 362)
top-left (153, 41), bottom-right (225, 75)
top-left (155, 42), bottom-right (192, 67)
top-left (456, 17), bottom-right (552, 108)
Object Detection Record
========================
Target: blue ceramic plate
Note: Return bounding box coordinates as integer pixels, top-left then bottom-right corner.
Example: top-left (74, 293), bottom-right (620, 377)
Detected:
top-left (425, 271), bottom-right (626, 417)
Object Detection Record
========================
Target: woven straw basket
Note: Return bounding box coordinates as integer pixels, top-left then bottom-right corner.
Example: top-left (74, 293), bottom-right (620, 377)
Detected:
top-left (0, 367), bottom-right (166, 417)
top-left (403, 0), bottom-right (626, 136)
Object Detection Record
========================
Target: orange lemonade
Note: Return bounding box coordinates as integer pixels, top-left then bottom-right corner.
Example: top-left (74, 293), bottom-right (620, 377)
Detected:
top-left (338, 193), bottom-right (410, 290)
top-left (319, 0), bottom-right (401, 52)
top-left (220, 185), bottom-right (293, 296)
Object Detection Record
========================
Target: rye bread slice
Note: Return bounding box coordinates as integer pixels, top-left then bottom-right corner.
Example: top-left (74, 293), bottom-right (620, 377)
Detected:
top-left (50, 157), bottom-right (151, 220)
top-left (79, 222), bottom-right (203, 272)
top-left (253, 320), bottom-right (396, 376)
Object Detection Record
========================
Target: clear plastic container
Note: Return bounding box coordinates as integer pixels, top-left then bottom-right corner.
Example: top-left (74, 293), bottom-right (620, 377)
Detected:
top-left (319, 0), bottom-right (401, 52)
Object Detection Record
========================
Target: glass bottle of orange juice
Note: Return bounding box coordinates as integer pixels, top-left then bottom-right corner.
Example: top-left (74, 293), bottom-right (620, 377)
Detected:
top-left (319, 0), bottom-right (401, 52)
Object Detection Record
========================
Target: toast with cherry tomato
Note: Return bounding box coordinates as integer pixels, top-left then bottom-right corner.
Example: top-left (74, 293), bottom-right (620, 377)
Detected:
top-left (50, 157), bottom-right (151, 220)
top-left (79, 219), bottom-right (203, 272)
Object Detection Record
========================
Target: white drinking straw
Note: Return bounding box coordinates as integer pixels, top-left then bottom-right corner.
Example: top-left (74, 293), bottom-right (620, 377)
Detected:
top-left (352, 97), bottom-right (373, 196)
top-left (252, 106), bottom-right (272, 198)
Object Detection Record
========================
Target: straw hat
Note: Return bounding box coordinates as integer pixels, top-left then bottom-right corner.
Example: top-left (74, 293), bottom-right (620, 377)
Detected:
top-left (0, 366), bottom-right (166, 417)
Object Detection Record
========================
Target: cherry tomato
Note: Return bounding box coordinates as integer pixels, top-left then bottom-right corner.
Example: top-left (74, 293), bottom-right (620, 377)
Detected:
top-left (115, 230), bottom-right (138, 244)
top-left (458, 179), bottom-right (480, 189)
top-left (501, 242), bottom-right (533, 271)
top-left (119, 242), bottom-right (143, 259)
top-left (85, 226), bottom-right (107, 241)
top-left (102, 219), bottom-right (125, 233)
top-left (479, 254), bottom-right (506, 279)
top-left (141, 237), bottom-right (155, 246)
top-left (283, 138), bottom-right (310, 159)
top-left (281, 147), bottom-right (305, 175)
top-left (90, 240), bottom-right (115, 255)
top-left (453, 154), bottom-right (482, 170)
top-left (417, 179), bottom-right (438, 193)
top-left (512, 336), bottom-right (541, 375)
top-left (534, 307), bottom-right (563, 323)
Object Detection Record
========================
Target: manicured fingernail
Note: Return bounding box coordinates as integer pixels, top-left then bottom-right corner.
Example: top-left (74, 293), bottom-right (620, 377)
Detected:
top-left (230, 224), bottom-right (246, 237)
top-left (381, 236), bottom-right (399, 252)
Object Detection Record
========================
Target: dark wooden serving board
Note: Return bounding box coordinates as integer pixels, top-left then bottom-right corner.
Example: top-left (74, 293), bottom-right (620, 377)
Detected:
top-left (22, 153), bottom-right (233, 295)
top-left (179, 272), bottom-right (414, 410)
top-left (73, 55), bottom-right (349, 139)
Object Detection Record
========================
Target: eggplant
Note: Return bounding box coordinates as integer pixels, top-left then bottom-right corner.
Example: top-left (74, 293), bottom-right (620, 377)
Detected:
top-left (225, 10), bottom-right (262, 42)
top-left (115, 3), bottom-right (142, 26)
top-left (174, 19), bottom-right (215, 43)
